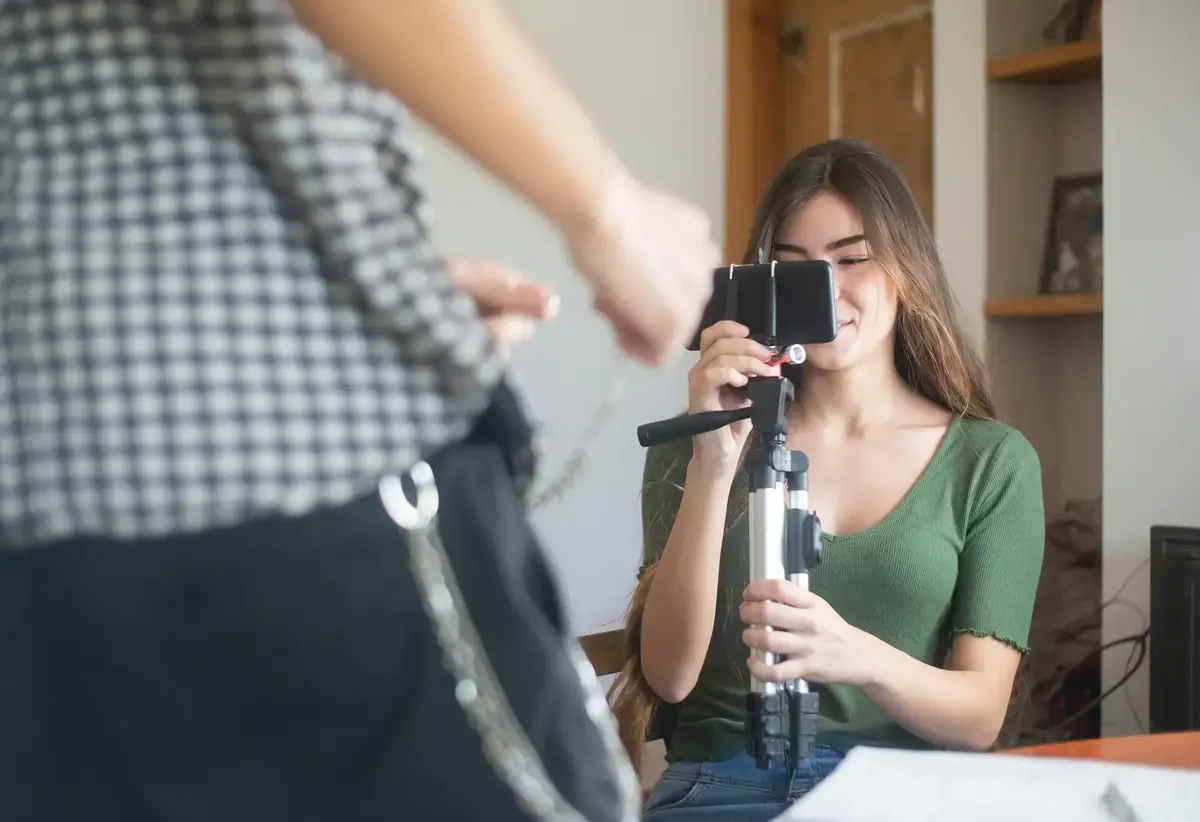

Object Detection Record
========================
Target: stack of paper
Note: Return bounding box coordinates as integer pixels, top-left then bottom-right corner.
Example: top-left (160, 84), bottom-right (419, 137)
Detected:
top-left (774, 745), bottom-right (1200, 822)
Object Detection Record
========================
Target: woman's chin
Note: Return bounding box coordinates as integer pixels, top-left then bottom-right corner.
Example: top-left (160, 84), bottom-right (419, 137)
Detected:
top-left (803, 341), bottom-right (854, 372)
top-left (804, 356), bottom-right (848, 373)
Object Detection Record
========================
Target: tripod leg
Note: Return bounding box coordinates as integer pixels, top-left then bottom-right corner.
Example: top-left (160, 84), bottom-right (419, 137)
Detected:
top-left (746, 467), bottom-right (788, 770)
top-left (783, 483), bottom-right (821, 773)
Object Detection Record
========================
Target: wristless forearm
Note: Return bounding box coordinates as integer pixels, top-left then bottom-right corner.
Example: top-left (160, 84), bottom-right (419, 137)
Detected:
top-left (640, 459), bottom-right (737, 703)
top-left (858, 634), bottom-right (1007, 751)
top-left (289, 0), bottom-right (626, 239)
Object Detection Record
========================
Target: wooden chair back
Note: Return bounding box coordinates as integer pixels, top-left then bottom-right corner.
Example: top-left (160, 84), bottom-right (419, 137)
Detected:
top-left (577, 627), bottom-right (676, 742)
top-left (578, 628), bottom-right (625, 676)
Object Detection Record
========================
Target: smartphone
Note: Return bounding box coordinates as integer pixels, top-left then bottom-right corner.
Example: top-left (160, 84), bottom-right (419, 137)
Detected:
top-left (686, 260), bottom-right (838, 351)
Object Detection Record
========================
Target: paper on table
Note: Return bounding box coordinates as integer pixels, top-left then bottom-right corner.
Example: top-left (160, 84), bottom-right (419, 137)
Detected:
top-left (773, 745), bottom-right (1200, 822)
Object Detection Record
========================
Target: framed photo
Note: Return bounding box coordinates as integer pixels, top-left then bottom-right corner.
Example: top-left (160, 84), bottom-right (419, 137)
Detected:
top-left (1086, 0), bottom-right (1102, 38)
top-left (1042, 0), bottom-right (1099, 45)
top-left (1040, 172), bottom-right (1103, 295)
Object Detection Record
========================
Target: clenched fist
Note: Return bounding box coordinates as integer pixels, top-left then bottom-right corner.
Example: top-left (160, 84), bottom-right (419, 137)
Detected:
top-left (565, 173), bottom-right (719, 366)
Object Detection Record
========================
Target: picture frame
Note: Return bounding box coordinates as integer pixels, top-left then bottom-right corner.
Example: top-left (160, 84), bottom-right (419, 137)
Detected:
top-left (1042, 0), bottom-right (1098, 45)
top-left (1085, 0), bottom-right (1102, 38)
top-left (1039, 172), bottom-right (1103, 295)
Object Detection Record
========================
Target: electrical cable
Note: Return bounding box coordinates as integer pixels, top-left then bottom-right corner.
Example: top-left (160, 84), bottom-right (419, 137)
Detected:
top-left (1019, 553), bottom-right (1151, 744)
top-left (1044, 624), bottom-right (1149, 736)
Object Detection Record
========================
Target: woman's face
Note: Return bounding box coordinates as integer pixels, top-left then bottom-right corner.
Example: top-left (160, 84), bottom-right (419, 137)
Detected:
top-left (772, 190), bottom-right (899, 372)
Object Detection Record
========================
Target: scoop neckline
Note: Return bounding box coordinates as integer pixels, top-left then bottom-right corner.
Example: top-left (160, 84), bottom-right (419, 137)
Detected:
top-left (817, 415), bottom-right (962, 544)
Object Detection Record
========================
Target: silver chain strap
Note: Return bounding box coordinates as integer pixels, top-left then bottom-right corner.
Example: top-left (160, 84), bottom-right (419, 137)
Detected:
top-left (378, 358), bottom-right (641, 822)
top-left (528, 357), bottom-right (627, 511)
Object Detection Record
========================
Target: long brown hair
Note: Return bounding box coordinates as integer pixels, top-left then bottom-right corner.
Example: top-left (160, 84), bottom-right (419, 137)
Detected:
top-left (607, 138), bottom-right (997, 766)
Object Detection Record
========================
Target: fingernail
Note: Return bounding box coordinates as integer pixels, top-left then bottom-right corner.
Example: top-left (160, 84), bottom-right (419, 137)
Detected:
top-left (545, 294), bottom-right (561, 321)
top-left (509, 316), bottom-right (536, 340)
top-left (492, 316), bottom-right (536, 350)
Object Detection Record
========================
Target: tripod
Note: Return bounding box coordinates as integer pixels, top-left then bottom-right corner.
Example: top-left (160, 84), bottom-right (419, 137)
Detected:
top-left (636, 360), bottom-right (824, 777)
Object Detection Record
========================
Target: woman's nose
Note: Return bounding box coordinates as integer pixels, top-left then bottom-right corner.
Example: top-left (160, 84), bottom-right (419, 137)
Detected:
top-left (830, 262), bottom-right (845, 299)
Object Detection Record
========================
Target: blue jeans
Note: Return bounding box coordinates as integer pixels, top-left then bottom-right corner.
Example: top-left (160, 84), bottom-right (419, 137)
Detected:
top-left (641, 747), bottom-right (844, 821)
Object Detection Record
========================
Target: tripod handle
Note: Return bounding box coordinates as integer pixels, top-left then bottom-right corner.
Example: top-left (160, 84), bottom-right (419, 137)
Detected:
top-left (636, 407), bottom-right (753, 448)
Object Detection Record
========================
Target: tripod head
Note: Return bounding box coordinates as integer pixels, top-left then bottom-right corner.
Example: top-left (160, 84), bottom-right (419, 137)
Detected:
top-left (637, 343), bottom-right (806, 448)
top-left (635, 374), bottom-right (790, 448)
top-left (635, 346), bottom-right (823, 777)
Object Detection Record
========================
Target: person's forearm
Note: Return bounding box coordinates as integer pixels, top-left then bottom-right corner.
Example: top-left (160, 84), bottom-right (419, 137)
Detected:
top-left (288, 0), bottom-right (625, 237)
top-left (641, 459), bottom-right (736, 703)
top-left (857, 633), bottom-right (1010, 751)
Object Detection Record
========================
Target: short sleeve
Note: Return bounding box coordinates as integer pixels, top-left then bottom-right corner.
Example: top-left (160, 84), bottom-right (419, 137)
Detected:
top-left (638, 438), bottom-right (693, 578)
top-left (950, 430), bottom-right (1046, 653)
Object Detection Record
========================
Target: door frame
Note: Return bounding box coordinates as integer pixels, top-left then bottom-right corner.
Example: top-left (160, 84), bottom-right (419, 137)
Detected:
top-left (725, 0), bottom-right (786, 262)
top-left (725, 2), bottom-right (935, 256)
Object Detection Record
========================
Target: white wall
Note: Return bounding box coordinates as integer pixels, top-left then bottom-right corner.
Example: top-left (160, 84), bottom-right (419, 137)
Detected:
top-left (414, 1), bottom-right (726, 636)
top-left (1101, 0), bottom-right (1200, 736)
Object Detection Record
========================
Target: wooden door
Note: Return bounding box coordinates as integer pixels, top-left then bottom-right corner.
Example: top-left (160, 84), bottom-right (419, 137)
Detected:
top-left (782, 0), bottom-right (934, 222)
top-left (724, 1), bottom-right (934, 258)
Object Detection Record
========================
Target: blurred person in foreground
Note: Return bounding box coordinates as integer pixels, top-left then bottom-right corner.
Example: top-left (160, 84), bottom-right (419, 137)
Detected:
top-left (0, 2), bottom-right (719, 821)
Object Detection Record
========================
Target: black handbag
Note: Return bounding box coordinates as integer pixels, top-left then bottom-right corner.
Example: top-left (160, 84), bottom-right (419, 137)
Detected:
top-left (380, 379), bottom-right (643, 822)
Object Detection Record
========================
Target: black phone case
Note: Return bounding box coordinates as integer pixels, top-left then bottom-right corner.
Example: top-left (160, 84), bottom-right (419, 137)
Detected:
top-left (686, 261), bottom-right (838, 351)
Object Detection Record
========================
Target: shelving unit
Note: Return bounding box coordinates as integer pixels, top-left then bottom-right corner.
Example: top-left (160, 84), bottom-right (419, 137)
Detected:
top-left (984, 0), bottom-right (1103, 520)
top-left (987, 38), bottom-right (1102, 83)
top-left (984, 293), bottom-right (1102, 319)
top-left (984, 1), bottom-right (1105, 747)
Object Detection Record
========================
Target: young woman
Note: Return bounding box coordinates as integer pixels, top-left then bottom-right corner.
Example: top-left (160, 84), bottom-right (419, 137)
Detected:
top-left (0, 2), bottom-right (716, 821)
top-left (609, 139), bottom-right (1046, 820)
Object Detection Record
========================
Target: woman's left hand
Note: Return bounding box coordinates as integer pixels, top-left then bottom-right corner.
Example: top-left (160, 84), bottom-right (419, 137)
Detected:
top-left (445, 257), bottom-right (560, 353)
top-left (739, 580), bottom-right (876, 687)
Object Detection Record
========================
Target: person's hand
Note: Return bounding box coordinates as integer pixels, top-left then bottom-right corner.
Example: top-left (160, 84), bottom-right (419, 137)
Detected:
top-left (739, 580), bottom-right (875, 687)
top-left (564, 174), bottom-right (720, 366)
top-left (445, 258), bottom-right (559, 354)
top-left (686, 321), bottom-right (780, 469)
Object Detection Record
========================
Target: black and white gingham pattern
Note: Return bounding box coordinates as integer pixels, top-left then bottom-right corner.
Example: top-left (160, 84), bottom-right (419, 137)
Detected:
top-left (0, 1), bottom-right (504, 548)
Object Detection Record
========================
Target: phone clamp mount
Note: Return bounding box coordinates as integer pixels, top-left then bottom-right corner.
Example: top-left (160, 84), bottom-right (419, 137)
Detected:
top-left (635, 359), bottom-right (824, 777)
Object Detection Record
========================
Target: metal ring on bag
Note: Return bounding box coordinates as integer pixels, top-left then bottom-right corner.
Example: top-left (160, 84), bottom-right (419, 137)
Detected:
top-left (378, 461), bottom-right (439, 531)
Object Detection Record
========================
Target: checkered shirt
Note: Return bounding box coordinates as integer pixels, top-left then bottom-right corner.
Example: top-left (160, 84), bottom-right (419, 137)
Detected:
top-left (0, 1), bottom-right (505, 549)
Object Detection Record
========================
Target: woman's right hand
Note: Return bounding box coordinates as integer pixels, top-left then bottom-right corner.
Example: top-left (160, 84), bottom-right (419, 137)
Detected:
top-left (564, 173), bottom-right (719, 367)
top-left (687, 321), bottom-right (780, 469)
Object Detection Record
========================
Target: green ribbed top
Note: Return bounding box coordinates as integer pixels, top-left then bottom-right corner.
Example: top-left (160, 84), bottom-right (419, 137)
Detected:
top-left (639, 418), bottom-right (1045, 762)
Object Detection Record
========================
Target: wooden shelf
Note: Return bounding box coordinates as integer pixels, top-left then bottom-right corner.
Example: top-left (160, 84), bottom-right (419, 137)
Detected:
top-left (987, 39), bottom-right (1102, 84)
top-left (984, 293), bottom-right (1102, 318)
